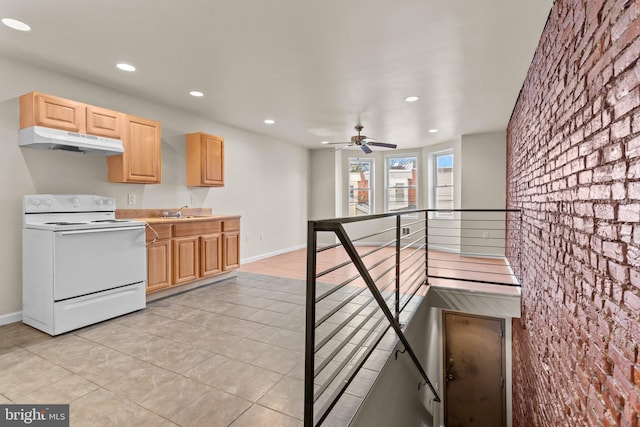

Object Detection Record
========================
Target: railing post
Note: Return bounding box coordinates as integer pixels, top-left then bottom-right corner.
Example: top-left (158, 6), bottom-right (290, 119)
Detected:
top-left (425, 211), bottom-right (429, 284)
top-left (395, 215), bottom-right (401, 322)
top-left (304, 221), bottom-right (318, 427)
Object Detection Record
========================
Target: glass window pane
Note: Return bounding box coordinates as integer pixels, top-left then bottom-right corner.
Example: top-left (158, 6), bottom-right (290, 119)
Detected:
top-left (386, 156), bottom-right (417, 212)
top-left (435, 187), bottom-right (453, 210)
top-left (436, 154), bottom-right (453, 186)
top-left (348, 159), bottom-right (372, 216)
top-left (350, 189), bottom-right (371, 215)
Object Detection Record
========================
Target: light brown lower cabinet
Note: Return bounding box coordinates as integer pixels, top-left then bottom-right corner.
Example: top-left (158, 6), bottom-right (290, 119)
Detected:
top-left (145, 218), bottom-right (240, 294)
top-left (222, 218), bottom-right (241, 271)
top-left (146, 223), bottom-right (172, 293)
top-left (200, 233), bottom-right (222, 277)
top-left (173, 236), bottom-right (199, 285)
top-left (147, 239), bottom-right (171, 292)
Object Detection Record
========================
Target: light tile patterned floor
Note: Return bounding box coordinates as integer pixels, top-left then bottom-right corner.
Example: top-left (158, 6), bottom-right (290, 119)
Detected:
top-left (0, 272), bottom-right (368, 427)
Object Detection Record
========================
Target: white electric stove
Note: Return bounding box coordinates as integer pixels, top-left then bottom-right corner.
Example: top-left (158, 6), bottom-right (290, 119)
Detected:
top-left (22, 194), bottom-right (147, 335)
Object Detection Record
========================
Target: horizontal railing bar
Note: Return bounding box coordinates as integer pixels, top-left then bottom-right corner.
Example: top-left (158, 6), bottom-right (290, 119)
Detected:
top-left (316, 239), bottom-right (398, 279)
top-left (315, 287), bottom-right (370, 329)
top-left (399, 245), bottom-right (427, 261)
top-left (314, 309), bottom-right (382, 374)
top-left (347, 226), bottom-right (398, 243)
top-left (400, 254), bottom-right (426, 281)
top-left (317, 284), bottom-right (400, 354)
top-left (428, 226), bottom-right (518, 231)
top-left (314, 321), bottom-right (393, 427)
top-left (399, 277), bottom-right (427, 313)
top-left (428, 256), bottom-right (515, 268)
top-left (315, 263), bottom-right (398, 328)
top-left (399, 266), bottom-right (426, 297)
top-left (314, 271), bottom-right (400, 350)
top-left (316, 241), bottom-right (343, 253)
top-left (400, 228), bottom-right (425, 241)
top-left (314, 296), bottom-right (377, 352)
top-left (316, 259), bottom-right (356, 279)
top-left (426, 242), bottom-right (511, 249)
top-left (427, 274), bottom-right (520, 287)
top-left (314, 315), bottom-right (387, 400)
top-left (428, 265), bottom-right (516, 278)
top-left (316, 273), bottom-right (361, 303)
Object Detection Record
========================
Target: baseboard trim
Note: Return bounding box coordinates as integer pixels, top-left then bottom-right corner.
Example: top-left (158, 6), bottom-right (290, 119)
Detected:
top-left (241, 244), bottom-right (306, 264)
top-left (0, 311), bottom-right (22, 326)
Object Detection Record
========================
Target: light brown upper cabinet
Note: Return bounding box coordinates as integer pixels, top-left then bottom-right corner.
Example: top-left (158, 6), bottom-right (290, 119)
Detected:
top-left (186, 132), bottom-right (224, 187)
top-left (108, 114), bottom-right (162, 184)
top-left (21, 92), bottom-right (123, 138)
top-left (86, 105), bottom-right (123, 139)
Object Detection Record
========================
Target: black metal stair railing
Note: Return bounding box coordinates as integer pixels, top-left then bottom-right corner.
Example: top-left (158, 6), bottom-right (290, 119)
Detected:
top-left (304, 209), bottom-right (522, 426)
top-left (304, 210), bottom-right (437, 427)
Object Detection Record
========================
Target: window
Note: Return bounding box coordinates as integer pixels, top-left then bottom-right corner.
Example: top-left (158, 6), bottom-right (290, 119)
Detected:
top-left (385, 155), bottom-right (417, 212)
top-left (348, 158), bottom-right (373, 216)
top-left (434, 151), bottom-right (454, 213)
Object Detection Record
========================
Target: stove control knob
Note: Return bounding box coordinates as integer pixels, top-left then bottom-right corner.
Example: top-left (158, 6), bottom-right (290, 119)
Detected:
top-left (105, 199), bottom-right (113, 206)
top-left (42, 198), bottom-right (53, 206)
top-left (71, 197), bottom-right (80, 205)
top-left (30, 198), bottom-right (41, 206)
top-left (96, 199), bottom-right (104, 205)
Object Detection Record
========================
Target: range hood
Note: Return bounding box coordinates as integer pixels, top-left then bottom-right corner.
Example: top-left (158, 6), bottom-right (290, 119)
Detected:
top-left (19, 126), bottom-right (124, 156)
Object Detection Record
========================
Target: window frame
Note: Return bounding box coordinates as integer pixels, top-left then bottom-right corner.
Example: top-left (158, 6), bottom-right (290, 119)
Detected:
top-left (384, 153), bottom-right (418, 214)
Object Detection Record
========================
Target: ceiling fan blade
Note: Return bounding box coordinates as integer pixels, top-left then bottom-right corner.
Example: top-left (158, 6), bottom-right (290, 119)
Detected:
top-left (367, 141), bottom-right (397, 149)
top-left (360, 144), bottom-right (373, 154)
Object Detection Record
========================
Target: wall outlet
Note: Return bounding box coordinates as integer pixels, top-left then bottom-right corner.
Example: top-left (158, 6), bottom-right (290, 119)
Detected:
top-left (482, 231), bottom-right (489, 239)
top-left (402, 227), bottom-right (410, 235)
top-left (190, 194), bottom-right (196, 205)
top-left (128, 194), bottom-right (136, 205)
top-left (260, 232), bottom-right (264, 241)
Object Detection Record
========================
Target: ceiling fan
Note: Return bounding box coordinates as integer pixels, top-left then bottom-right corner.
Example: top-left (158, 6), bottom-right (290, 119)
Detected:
top-left (326, 124), bottom-right (397, 154)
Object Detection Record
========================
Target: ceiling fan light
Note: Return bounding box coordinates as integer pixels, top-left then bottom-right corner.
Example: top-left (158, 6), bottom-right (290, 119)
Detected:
top-left (264, 119), bottom-right (275, 125)
top-left (404, 96), bottom-right (419, 103)
top-left (189, 91), bottom-right (204, 97)
top-left (321, 141), bottom-right (330, 145)
top-left (428, 128), bottom-right (439, 133)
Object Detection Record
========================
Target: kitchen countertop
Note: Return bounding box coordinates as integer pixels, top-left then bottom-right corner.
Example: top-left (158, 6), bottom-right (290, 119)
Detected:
top-left (141, 214), bottom-right (240, 224)
top-left (116, 208), bottom-right (239, 224)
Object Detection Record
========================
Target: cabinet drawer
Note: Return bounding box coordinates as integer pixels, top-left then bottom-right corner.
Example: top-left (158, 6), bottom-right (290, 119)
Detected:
top-left (222, 219), bottom-right (240, 231)
top-left (173, 220), bottom-right (221, 237)
top-left (146, 223), bottom-right (172, 242)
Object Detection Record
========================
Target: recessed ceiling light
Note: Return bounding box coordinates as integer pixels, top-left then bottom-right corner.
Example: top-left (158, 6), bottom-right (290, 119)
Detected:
top-left (428, 129), bottom-right (439, 133)
top-left (404, 96), bottom-right (419, 103)
top-left (321, 141), bottom-right (330, 145)
top-left (264, 119), bottom-right (275, 125)
top-left (2, 18), bottom-right (30, 31)
top-left (116, 63), bottom-right (136, 72)
top-left (189, 91), bottom-right (204, 97)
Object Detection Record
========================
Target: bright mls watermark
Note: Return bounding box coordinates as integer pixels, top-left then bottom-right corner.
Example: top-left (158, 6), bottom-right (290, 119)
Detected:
top-left (1, 405), bottom-right (69, 426)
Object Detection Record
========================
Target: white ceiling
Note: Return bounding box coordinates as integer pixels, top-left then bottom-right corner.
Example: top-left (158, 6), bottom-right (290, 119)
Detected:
top-left (0, 0), bottom-right (552, 150)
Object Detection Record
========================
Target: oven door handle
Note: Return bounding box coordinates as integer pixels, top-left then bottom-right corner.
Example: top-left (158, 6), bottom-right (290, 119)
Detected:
top-left (58, 226), bottom-right (145, 235)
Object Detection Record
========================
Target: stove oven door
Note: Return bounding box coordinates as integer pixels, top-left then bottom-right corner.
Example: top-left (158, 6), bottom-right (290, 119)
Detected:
top-left (53, 226), bottom-right (146, 300)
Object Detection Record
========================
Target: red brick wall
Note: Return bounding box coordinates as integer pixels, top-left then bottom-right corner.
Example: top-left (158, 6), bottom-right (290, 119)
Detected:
top-left (507, 0), bottom-right (640, 426)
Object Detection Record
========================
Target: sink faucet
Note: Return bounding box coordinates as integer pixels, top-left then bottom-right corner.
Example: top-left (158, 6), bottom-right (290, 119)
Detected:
top-left (162, 205), bottom-right (189, 218)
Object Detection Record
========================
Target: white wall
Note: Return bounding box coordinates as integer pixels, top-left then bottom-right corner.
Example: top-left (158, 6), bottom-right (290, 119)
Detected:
top-left (459, 131), bottom-right (507, 255)
top-left (460, 131), bottom-right (506, 209)
top-left (0, 56), bottom-right (309, 320)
